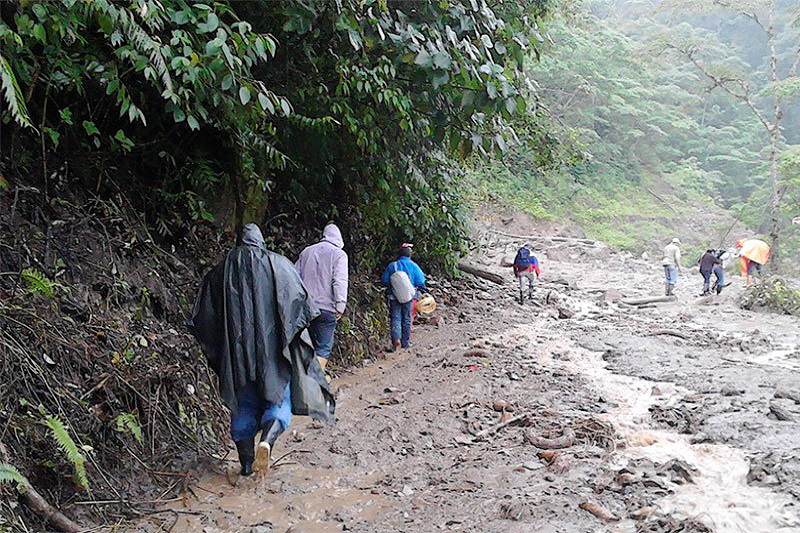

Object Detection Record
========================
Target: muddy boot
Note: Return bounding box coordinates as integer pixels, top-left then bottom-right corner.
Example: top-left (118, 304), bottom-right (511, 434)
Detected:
top-left (235, 439), bottom-right (255, 476)
top-left (255, 421), bottom-right (284, 474)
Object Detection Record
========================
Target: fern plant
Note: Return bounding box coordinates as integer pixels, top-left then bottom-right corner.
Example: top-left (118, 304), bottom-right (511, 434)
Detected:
top-left (0, 463), bottom-right (28, 491)
top-left (20, 268), bottom-right (56, 298)
top-left (0, 51), bottom-right (32, 129)
top-left (44, 416), bottom-right (89, 491)
top-left (114, 412), bottom-right (143, 444)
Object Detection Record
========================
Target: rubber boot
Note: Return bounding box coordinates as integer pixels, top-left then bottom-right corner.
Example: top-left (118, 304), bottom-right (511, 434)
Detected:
top-left (255, 420), bottom-right (285, 474)
top-left (235, 439), bottom-right (255, 476)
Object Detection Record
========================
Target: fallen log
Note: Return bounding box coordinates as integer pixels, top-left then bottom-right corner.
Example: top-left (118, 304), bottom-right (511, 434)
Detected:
top-left (472, 413), bottom-right (529, 441)
top-left (580, 501), bottom-right (619, 522)
top-left (620, 295), bottom-right (677, 306)
top-left (525, 428), bottom-right (575, 449)
top-left (769, 402), bottom-right (795, 422)
top-left (489, 229), bottom-right (597, 246)
top-left (0, 444), bottom-right (80, 533)
top-left (774, 389), bottom-right (800, 404)
top-left (457, 262), bottom-right (505, 285)
top-left (20, 485), bottom-right (82, 533)
top-left (647, 329), bottom-right (691, 341)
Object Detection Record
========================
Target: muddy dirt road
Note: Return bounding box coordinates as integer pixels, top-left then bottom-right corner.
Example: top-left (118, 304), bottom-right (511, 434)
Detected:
top-left (140, 229), bottom-right (800, 533)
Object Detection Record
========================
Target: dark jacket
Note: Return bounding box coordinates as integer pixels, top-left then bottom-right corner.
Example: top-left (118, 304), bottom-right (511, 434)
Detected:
top-left (699, 252), bottom-right (721, 274)
top-left (187, 224), bottom-right (335, 422)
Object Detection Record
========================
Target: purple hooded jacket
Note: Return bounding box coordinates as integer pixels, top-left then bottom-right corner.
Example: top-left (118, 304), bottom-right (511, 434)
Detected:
top-left (295, 224), bottom-right (349, 314)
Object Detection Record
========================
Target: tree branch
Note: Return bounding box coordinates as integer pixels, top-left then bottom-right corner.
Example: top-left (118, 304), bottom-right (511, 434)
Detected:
top-left (665, 43), bottom-right (773, 134)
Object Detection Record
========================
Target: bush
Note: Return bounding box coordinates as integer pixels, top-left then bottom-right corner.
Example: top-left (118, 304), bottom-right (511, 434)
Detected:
top-left (740, 277), bottom-right (800, 316)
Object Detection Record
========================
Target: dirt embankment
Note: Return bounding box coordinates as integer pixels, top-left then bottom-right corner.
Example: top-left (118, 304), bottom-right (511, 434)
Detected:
top-left (0, 187), bottom-right (384, 531)
top-left (132, 223), bottom-right (800, 532)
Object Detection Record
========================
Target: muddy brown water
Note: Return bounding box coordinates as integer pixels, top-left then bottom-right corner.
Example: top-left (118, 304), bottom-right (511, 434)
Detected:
top-left (135, 238), bottom-right (800, 533)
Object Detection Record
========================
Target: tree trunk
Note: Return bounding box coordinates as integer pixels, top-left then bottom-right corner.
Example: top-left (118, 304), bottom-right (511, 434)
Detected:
top-left (766, 1), bottom-right (784, 269)
top-left (457, 262), bottom-right (506, 285)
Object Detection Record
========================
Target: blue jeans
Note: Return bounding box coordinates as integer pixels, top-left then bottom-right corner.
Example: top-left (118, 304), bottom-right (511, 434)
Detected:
top-left (230, 383), bottom-right (292, 442)
top-left (389, 298), bottom-right (412, 348)
top-left (664, 265), bottom-right (678, 286)
top-left (712, 265), bottom-right (725, 292)
top-left (308, 310), bottom-right (337, 359)
top-left (701, 270), bottom-right (712, 292)
top-left (747, 261), bottom-right (762, 276)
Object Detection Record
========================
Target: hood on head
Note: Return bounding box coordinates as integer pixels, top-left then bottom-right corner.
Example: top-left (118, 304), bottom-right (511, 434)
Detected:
top-left (242, 223), bottom-right (265, 247)
top-left (671, 238), bottom-right (681, 245)
top-left (322, 224), bottom-right (344, 248)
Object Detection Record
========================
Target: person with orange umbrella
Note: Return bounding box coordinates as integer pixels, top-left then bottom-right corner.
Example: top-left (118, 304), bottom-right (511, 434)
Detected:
top-left (735, 238), bottom-right (771, 285)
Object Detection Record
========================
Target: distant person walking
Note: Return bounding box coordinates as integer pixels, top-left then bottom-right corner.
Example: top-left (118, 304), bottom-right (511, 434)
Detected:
top-left (296, 223), bottom-right (349, 371)
top-left (698, 249), bottom-right (721, 296)
top-left (711, 249), bottom-right (727, 295)
top-left (661, 238), bottom-right (682, 296)
top-left (188, 224), bottom-right (334, 477)
top-left (513, 244), bottom-right (541, 304)
top-left (381, 244), bottom-right (426, 351)
top-left (736, 239), bottom-right (770, 286)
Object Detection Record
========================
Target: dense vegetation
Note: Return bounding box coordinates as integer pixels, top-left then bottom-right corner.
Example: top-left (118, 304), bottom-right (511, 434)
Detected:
top-left (469, 0), bottom-right (800, 263)
top-left (1, 1), bottom-right (559, 529)
top-left (1, 0), bottom-right (552, 270)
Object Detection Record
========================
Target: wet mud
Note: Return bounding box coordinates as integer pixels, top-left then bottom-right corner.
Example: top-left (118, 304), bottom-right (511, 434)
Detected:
top-left (137, 231), bottom-right (800, 533)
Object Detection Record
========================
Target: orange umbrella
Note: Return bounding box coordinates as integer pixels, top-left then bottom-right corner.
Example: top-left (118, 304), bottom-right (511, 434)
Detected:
top-left (739, 239), bottom-right (771, 265)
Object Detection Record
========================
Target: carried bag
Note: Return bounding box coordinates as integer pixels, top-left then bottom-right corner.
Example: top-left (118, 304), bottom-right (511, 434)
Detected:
top-left (390, 263), bottom-right (416, 304)
top-left (514, 247), bottom-right (532, 268)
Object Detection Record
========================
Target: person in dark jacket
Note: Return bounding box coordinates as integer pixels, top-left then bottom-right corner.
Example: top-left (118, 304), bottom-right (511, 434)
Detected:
top-left (188, 224), bottom-right (334, 477)
top-left (698, 249), bottom-right (722, 296)
top-left (381, 243), bottom-right (426, 351)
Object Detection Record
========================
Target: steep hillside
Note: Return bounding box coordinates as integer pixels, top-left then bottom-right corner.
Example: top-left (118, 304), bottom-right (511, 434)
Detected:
top-left (467, 162), bottom-right (747, 263)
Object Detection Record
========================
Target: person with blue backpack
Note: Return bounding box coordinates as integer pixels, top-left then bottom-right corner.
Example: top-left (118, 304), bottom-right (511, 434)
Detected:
top-left (513, 244), bottom-right (541, 304)
top-left (381, 243), bottom-right (426, 351)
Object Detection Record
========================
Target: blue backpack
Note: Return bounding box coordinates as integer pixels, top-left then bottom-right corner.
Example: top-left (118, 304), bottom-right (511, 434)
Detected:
top-left (514, 247), bottom-right (533, 268)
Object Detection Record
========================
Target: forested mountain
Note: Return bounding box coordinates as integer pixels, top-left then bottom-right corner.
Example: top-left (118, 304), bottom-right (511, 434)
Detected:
top-left (472, 0), bottom-right (800, 262)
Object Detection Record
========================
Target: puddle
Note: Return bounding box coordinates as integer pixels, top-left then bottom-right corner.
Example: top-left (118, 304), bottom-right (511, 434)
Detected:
top-left (507, 325), bottom-right (800, 533)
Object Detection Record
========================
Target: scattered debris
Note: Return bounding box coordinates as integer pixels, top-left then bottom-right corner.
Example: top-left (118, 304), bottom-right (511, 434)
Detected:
top-left (621, 296), bottom-right (677, 306)
top-left (774, 388), bottom-right (800, 404)
top-left (472, 413), bottom-right (530, 442)
top-left (579, 501), bottom-right (619, 522)
top-left (492, 400), bottom-right (515, 412)
top-left (647, 329), bottom-right (691, 341)
top-left (525, 427), bottom-right (575, 449)
top-left (768, 401), bottom-right (795, 422)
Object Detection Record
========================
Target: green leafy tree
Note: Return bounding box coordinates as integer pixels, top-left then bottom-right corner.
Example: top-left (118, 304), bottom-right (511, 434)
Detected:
top-left (0, 0), bottom-right (554, 269)
top-left (658, 0), bottom-right (800, 263)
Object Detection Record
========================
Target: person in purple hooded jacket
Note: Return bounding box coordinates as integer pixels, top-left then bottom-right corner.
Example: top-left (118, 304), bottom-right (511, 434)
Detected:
top-left (296, 223), bottom-right (349, 371)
